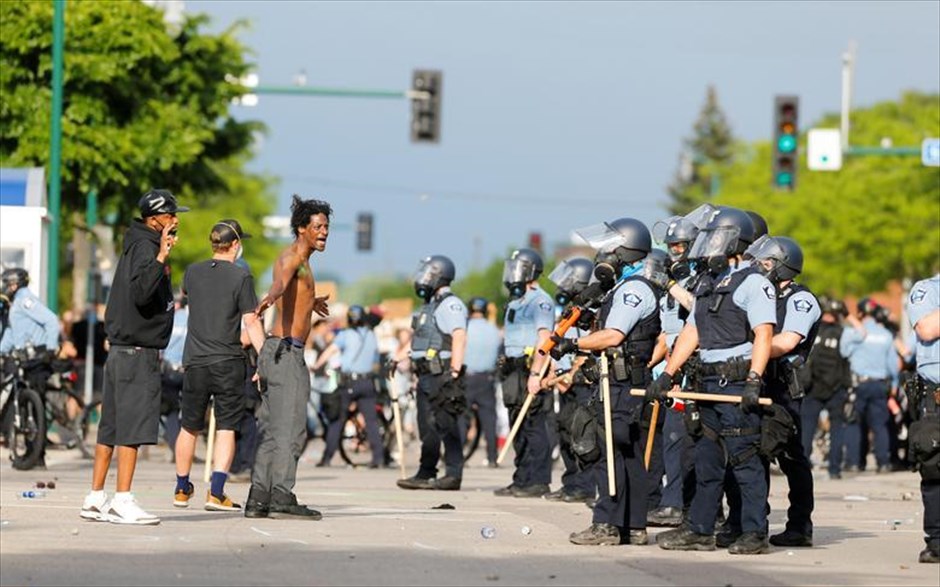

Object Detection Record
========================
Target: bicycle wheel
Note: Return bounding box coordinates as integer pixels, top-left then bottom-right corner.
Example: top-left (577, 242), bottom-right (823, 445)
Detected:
top-left (339, 408), bottom-right (383, 467)
top-left (79, 399), bottom-right (102, 451)
top-left (462, 408), bottom-right (482, 462)
top-left (7, 386), bottom-right (46, 470)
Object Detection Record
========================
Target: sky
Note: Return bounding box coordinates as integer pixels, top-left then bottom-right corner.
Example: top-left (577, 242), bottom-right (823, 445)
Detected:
top-left (186, 0), bottom-right (940, 284)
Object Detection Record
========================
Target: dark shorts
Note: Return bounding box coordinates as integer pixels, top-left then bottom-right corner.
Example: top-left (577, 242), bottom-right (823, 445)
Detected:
top-left (181, 358), bottom-right (247, 432)
top-left (98, 346), bottom-right (162, 446)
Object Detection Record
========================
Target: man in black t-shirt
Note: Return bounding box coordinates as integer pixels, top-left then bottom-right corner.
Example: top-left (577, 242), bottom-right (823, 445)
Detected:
top-left (173, 220), bottom-right (266, 512)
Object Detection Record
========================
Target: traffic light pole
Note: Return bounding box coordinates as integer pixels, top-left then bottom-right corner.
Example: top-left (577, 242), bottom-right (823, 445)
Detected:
top-left (251, 85), bottom-right (430, 101)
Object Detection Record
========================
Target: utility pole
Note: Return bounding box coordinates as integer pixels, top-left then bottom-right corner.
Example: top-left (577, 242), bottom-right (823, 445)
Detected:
top-left (840, 40), bottom-right (856, 153)
top-left (47, 0), bottom-right (65, 311)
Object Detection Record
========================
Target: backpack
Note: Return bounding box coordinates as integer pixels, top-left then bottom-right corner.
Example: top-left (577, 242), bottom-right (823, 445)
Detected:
top-left (558, 400), bottom-right (601, 467)
top-left (806, 322), bottom-right (851, 400)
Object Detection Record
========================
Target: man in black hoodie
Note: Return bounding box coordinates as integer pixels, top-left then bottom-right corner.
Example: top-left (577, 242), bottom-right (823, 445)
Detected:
top-left (80, 189), bottom-right (188, 526)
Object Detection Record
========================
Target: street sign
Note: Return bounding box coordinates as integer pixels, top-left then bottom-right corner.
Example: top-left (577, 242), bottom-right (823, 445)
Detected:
top-left (922, 138), bottom-right (940, 167)
top-left (807, 129), bottom-right (842, 171)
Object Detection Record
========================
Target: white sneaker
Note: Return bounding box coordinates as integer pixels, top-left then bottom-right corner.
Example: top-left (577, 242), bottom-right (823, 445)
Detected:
top-left (106, 493), bottom-right (161, 525)
top-left (80, 491), bottom-right (109, 522)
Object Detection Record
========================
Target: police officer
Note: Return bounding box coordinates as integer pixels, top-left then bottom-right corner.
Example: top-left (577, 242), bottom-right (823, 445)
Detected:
top-left (494, 248), bottom-right (555, 498)
top-left (542, 257), bottom-right (598, 504)
top-left (463, 296), bottom-right (503, 467)
top-left (841, 297), bottom-right (899, 473)
top-left (397, 255), bottom-right (469, 491)
top-left (906, 273), bottom-right (939, 564)
top-left (649, 207), bottom-right (776, 555)
top-left (743, 235), bottom-right (821, 548)
top-left (556, 219), bottom-right (662, 547)
top-left (801, 297), bottom-right (853, 480)
top-left (647, 214), bottom-right (702, 527)
top-left (316, 305), bottom-right (383, 468)
top-left (0, 268), bottom-right (61, 357)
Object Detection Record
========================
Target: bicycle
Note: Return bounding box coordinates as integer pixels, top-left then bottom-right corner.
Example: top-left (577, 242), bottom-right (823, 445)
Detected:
top-left (1, 352), bottom-right (46, 470)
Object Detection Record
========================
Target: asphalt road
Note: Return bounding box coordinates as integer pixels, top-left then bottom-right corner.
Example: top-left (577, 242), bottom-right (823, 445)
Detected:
top-left (0, 439), bottom-right (937, 586)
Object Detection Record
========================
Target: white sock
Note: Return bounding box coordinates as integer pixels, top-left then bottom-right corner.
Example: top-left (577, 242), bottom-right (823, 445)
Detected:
top-left (88, 490), bottom-right (105, 499)
top-left (113, 491), bottom-right (132, 502)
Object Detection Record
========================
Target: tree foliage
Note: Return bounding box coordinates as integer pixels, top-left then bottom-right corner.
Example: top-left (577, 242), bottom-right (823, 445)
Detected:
top-left (715, 91), bottom-right (940, 296)
top-left (0, 1), bottom-right (274, 286)
top-left (666, 85), bottom-right (735, 215)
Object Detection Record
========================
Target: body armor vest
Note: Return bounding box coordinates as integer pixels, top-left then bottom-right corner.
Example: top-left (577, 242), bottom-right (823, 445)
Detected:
top-left (597, 275), bottom-right (662, 363)
top-left (775, 282), bottom-right (819, 362)
top-left (694, 265), bottom-right (760, 352)
top-left (411, 291), bottom-right (454, 355)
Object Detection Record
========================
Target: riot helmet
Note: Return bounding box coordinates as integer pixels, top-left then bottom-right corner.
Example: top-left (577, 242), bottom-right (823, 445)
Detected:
top-left (468, 297), bottom-right (489, 316)
top-left (687, 206), bottom-right (756, 274)
top-left (576, 218), bottom-right (651, 284)
top-left (744, 235), bottom-right (804, 283)
top-left (652, 215), bottom-right (700, 279)
top-left (347, 305), bottom-right (366, 327)
top-left (503, 248), bottom-right (543, 299)
top-left (745, 211), bottom-right (769, 240)
top-left (548, 257), bottom-right (594, 306)
top-left (641, 249), bottom-right (671, 289)
top-left (413, 255), bottom-right (456, 302)
top-left (1, 268), bottom-right (29, 300)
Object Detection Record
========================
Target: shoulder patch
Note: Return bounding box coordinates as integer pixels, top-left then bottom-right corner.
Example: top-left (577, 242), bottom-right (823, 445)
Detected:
top-left (762, 284), bottom-right (776, 300)
top-left (538, 302), bottom-right (553, 312)
top-left (793, 298), bottom-right (813, 313)
top-left (23, 298), bottom-right (35, 310)
top-left (623, 292), bottom-right (642, 308)
top-left (911, 288), bottom-right (927, 304)
top-left (449, 302), bottom-right (463, 312)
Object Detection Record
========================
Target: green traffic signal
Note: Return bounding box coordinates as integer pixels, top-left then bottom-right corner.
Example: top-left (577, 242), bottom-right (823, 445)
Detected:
top-left (775, 171), bottom-right (793, 186)
top-left (778, 134), bottom-right (797, 153)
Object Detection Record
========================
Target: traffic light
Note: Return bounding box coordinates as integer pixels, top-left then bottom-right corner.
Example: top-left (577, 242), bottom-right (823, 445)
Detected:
top-left (410, 70), bottom-right (442, 143)
top-left (772, 95), bottom-right (799, 190)
top-left (528, 232), bottom-right (543, 254)
top-left (356, 212), bottom-right (373, 252)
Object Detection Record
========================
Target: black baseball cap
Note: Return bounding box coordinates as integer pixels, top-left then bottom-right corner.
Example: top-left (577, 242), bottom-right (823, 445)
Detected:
top-left (138, 189), bottom-right (190, 217)
top-left (210, 219), bottom-right (252, 244)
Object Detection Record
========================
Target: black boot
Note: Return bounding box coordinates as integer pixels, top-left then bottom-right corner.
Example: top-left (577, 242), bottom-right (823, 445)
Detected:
top-left (728, 532), bottom-right (770, 555)
top-left (268, 489), bottom-right (322, 520)
top-left (244, 486), bottom-right (270, 519)
top-left (397, 475), bottom-right (434, 490)
top-left (919, 547), bottom-right (940, 564)
top-left (647, 506), bottom-right (683, 527)
top-left (569, 523), bottom-right (620, 546)
top-left (769, 529), bottom-right (813, 547)
top-left (656, 527), bottom-right (716, 551)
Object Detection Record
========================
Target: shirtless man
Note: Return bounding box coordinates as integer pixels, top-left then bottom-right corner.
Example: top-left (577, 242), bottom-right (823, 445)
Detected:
top-left (245, 195), bottom-right (332, 520)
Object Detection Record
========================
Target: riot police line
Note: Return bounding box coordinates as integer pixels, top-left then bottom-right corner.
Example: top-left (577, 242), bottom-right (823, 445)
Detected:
top-left (400, 202), bottom-right (939, 564)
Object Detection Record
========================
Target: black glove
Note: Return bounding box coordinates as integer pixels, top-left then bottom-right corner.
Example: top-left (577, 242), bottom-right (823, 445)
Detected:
top-left (644, 372), bottom-right (673, 403)
top-left (549, 335), bottom-right (578, 361)
top-left (576, 308), bottom-right (596, 331)
top-left (741, 375), bottom-right (762, 413)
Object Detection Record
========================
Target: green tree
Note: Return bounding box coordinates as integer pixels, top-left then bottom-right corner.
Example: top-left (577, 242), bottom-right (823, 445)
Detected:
top-left (0, 1), bottom-right (268, 295)
top-left (666, 85), bottom-right (735, 215)
top-left (716, 91), bottom-right (940, 296)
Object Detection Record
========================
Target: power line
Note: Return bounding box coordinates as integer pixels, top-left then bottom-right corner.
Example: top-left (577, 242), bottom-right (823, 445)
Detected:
top-left (279, 175), bottom-right (659, 208)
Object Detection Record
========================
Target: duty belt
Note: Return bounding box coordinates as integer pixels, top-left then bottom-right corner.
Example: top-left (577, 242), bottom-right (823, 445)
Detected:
top-left (414, 356), bottom-right (446, 376)
top-left (699, 357), bottom-right (751, 382)
top-left (342, 372), bottom-right (372, 381)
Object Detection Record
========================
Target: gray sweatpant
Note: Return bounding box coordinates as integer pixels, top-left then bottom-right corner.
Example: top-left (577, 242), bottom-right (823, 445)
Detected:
top-left (251, 338), bottom-right (309, 496)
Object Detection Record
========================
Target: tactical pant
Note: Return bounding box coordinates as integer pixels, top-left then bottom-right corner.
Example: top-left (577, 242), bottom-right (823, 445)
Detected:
top-left (592, 382), bottom-right (648, 530)
top-left (641, 411), bottom-right (665, 513)
top-left (416, 373), bottom-right (465, 480)
top-left (251, 338), bottom-right (308, 497)
top-left (324, 377), bottom-right (384, 467)
top-left (462, 372), bottom-right (498, 464)
top-left (688, 377), bottom-right (768, 537)
top-left (509, 397), bottom-right (552, 488)
top-left (558, 383), bottom-right (598, 497)
top-left (845, 380), bottom-right (891, 468)
top-left (659, 407), bottom-right (694, 511)
top-left (801, 389), bottom-right (848, 476)
top-left (766, 383), bottom-right (814, 536)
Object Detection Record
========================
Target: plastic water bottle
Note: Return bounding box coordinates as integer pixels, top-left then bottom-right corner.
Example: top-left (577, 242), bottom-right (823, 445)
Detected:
top-left (19, 490), bottom-right (47, 499)
top-left (480, 526), bottom-right (496, 539)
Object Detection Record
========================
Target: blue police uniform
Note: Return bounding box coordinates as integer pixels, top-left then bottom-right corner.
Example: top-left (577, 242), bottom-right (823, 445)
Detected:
top-left (686, 262), bottom-right (777, 538)
top-left (463, 316), bottom-right (502, 464)
top-left (410, 288), bottom-right (468, 481)
top-left (556, 325), bottom-right (598, 499)
top-left (657, 278), bottom-right (696, 517)
top-left (0, 286), bottom-right (60, 354)
top-left (160, 307), bottom-right (188, 452)
top-left (500, 286), bottom-right (555, 491)
top-left (907, 274), bottom-right (940, 559)
top-left (592, 274), bottom-right (661, 532)
top-left (840, 317), bottom-right (898, 469)
top-left (323, 326), bottom-right (383, 467)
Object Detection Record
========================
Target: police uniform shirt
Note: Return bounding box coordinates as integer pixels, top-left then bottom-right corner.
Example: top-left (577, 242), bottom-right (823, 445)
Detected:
top-left (839, 317), bottom-right (898, 381)
top-left (660, 276), bottom-right (692, 349)
top-left (0, 286), bottom-right (61, 354)
top-left (335, 326), bottom-right (379, 375)
top-left (907, 274), bottom-right (940, 384)
top-left (503, 286), bottom-right (555, 358)
top-left (605, 279), bottom-right (658, 338)
top-left (162, 307), bottom-right (188, 368)
top-left (689, 262), bottom-right (777, 363)
top-left (779, 288), bottom-right (822, 345)
top-left (410, 288), bottom-right (468, 360)
top-left (465, 317), bottom-right (502, 374)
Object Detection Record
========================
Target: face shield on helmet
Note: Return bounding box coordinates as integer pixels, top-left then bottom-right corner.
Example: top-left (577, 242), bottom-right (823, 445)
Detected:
top-left (641, 249), bottom-right (670, 289)
top-left (548, 259), bottom-right (592, 306)
top-left (502, 258), bottom-right (535, 300)
top-left (744, 235), bottom-right (785, 279)
top-left (684, 203), bottom-right (721, 231)
top-left (575, 223), bottom-right (637, 284)
top-left (688, 226), bottom-right (741, 275)
top-left (413, 259), bottom-right (444, 302)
